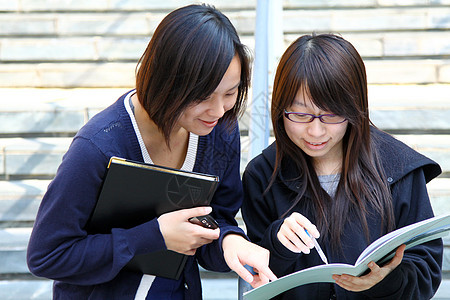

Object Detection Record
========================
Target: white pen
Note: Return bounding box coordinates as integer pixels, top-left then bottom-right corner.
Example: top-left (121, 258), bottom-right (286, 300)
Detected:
top-left (305, 229), bottom-right (328, 264)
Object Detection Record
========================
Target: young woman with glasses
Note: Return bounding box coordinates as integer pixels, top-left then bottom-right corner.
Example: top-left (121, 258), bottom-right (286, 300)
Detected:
top-left (27, 4), bottom-right (276, 299)
top-left (241, 33), bottom-right (443, 299)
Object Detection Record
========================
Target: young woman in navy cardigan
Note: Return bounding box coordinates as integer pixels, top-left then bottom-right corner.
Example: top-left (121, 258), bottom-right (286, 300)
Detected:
top-left (242, 33), bottom-right (443, 299)
top-left (27, 4), bottom-right (275, 299)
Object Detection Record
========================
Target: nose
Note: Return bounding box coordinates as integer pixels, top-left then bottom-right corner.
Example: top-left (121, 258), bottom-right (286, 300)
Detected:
top-left (208, 96), bottom-right (234, 118)
top-left (307, 118), bottom-right (326, 137)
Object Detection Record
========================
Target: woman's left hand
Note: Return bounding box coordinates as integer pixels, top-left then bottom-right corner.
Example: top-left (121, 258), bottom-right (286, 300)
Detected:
top-left (332, 244), bottom-right (406, 292)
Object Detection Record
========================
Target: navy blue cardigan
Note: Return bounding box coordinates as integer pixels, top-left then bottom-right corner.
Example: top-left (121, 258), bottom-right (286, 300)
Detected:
top-left (27, 91), bottom-right (246, 299)
top-left (242, 128), bottom-right (443, 299)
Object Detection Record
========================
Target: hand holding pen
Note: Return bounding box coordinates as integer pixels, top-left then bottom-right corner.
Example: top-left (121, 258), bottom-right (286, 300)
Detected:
top-left (305, 229), bottom-right (328, 264)
top-left (277, 212), bottom-right (328, 264)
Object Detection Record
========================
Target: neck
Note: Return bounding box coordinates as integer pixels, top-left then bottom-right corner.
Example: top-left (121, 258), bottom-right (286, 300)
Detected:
top-left (313, 158), bottom-right (342, 176)
top-left (131, 94), bottom-right (166, 143)
top-left (131, 94), bottom-right (189, 168)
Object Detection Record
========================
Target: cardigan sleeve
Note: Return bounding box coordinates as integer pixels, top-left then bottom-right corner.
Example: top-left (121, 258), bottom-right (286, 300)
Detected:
top-left (195, 124), bottom-right (247, 272)
top-left (361, 168), bottom-right (443, 299)
top-left (27, 136), bottom-right (167, 285)
top-left (242, 160), bottom-right (301, 276)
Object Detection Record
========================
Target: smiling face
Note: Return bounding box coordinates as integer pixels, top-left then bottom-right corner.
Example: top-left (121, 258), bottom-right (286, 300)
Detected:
top-left (284, 88), bottom-right (348, 174)
top-left (176, 55), bottom-right (241, 136)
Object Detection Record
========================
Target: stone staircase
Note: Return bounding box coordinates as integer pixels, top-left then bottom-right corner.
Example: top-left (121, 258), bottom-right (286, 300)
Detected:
top-left (1, 1), bottom-right (450, 299)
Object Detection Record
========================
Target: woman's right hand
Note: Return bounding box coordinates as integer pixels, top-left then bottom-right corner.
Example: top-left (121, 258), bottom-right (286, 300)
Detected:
top-left (157, 206), bottom-right (220, 255)
top-left (277, 212), bottom-right (320, 254)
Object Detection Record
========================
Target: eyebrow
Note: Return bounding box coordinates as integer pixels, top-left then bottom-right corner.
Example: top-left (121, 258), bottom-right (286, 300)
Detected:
top-left (292, 100), bottom-right (307, 107)
top-left (227, 82), bottom-right (240, 92)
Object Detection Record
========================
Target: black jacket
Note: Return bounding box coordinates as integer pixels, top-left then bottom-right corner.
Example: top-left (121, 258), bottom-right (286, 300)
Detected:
top-left (242, 128), bottom-right (443, 299)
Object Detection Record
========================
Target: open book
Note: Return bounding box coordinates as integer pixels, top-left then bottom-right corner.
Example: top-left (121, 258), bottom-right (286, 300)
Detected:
top-left (243, 214), bottom-right (450, 300)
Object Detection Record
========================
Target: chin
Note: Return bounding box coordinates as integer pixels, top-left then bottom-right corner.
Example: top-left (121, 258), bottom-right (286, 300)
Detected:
top-left (192, 127), bottom-right (215, 136)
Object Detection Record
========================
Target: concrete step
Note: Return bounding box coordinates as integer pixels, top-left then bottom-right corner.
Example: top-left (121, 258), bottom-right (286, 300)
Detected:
top-left (0, 88), bottom-right (127, 135)
top-left (2, 6), bottom-right (449, 37)
top-left (0, 177), bottom-right (447, 225)
top-left (0, 62), bottom-right (136, 88)
top-left (0, 11), bottom-right (254, 37)
top-left (0, 180), bottom-right (50, 222)
top-left (0, 177), bottom-right (448, 224)
top-left (1, 0), bottom-right (257, 13)
top-left (0, 227), bottom-right (30, 275)
top-left (0, 63), bottom-right (419, 89)
top-left (1, 4), bottom-right (450, 88)
top-left (5, 0), bottom-right (450, 13)
top-left (3, 32), bottom-right (450, 64)
top-left (4, 0), bottom-right (450, 13)
top-left (0, 278), bottom-right (448, 300)
top-left (428, 179), bottom-right (450, 215)
top-left (0, 277), bottom-right (240, 300)
top-left (1, 133), bottom-right (450, 179)
top-left (2, 85), bottom-right (450, 134)
top-left (0, 138), bottom-right (71, 178)
top-left (0, 225), bottom-right (448, 276)
top-left (1, 85), bottom-right (448, 109)
top-left (2, 60), bottom-right (450, 88)
top-left (0, 274), bottom-right (238, 300)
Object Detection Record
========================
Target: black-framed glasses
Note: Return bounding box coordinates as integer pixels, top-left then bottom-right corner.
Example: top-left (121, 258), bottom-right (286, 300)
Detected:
top-left (284, 110), bottom-right (347, 124)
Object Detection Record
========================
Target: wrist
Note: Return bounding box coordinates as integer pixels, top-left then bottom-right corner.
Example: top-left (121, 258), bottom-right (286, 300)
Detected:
top-left (222, 233), bottom-right (246, 252)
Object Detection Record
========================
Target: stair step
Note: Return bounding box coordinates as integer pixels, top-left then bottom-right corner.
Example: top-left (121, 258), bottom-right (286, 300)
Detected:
top-left (0, 278), bottom-right (449, 300)
top-left (286, 31), bottom-right (450, 58)
top-left (2, 7), bottom-right (449, 36)
top-left (0, 88), bottom-right (126, 135)
top-left (1, 60), bottom-right (449, 88)
top-left (0, 227), bottom-right (30, 274)
top-left (1, 134), bottom-right (450, 179)
top-left (2, 85), bottom-right (450, 135)
top-left (1, 85), bottom-right (448, 109)
top-left (0, 178), bottom-right (448, 224)
top-left (1, 1), bottom-right (449, 297)
top-left (0, 235), bottom-right (447, 273)
top-left (0, 62), bottom-right (136, 88)
top-left (0, 180), bottom-right (49, 222)
top-left (0, 138), bottom-right (71, 178)
top-left (3, 0), bottom-right (450, 13)
top-left (3, 32), bottom-right (450, 63)
top-left (1, 0), bottom-right (257, 13)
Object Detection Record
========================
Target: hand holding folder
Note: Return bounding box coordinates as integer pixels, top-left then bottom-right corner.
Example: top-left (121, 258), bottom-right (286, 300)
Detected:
top-left (158, 207), bottom-right (220, 256)
top-left (86, 156), bottom-right (219, 280)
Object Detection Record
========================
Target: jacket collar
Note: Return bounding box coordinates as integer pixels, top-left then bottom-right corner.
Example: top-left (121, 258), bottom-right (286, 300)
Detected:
top-left (371, 127), bottom-right (441, 184)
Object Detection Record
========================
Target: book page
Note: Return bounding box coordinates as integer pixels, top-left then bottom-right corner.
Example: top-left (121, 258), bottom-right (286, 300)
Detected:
top-left (243, 263), bottom-right (355, 300)
top-left (355, 214), bottom-right (450, 266)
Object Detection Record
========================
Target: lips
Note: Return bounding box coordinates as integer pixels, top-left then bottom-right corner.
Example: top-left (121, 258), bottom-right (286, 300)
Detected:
top-left (200, 119), bottom-right (218, 128)
top-left (308, 141), bottom-right (326, 146)
top-left (305, 140), bottom-right (328, 150)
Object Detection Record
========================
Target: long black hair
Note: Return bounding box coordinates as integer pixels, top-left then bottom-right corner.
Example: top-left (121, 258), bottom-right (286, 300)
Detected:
top-left (270, 33), bottom-right (394, 249)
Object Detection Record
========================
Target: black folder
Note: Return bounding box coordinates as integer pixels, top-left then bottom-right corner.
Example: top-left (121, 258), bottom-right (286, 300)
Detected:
top-left (86, 156), bottom-right (219, 280)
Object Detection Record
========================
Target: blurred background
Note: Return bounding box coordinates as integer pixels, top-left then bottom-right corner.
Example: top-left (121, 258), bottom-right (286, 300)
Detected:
top-left (0, 0), bottom-right (449, 299)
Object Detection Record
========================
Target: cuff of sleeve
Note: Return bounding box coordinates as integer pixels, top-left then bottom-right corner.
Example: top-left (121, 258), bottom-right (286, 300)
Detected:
top-left (219, 225), bottom-right (247, 252)
top-left (270, 220), bottom-right (299, 260)
top-left (118, 218), bottom-right (166, 256)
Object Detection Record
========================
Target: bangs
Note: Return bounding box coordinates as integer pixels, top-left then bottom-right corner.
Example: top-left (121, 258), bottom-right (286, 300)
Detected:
top-left (300, 48), bottom-right (355, 118)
